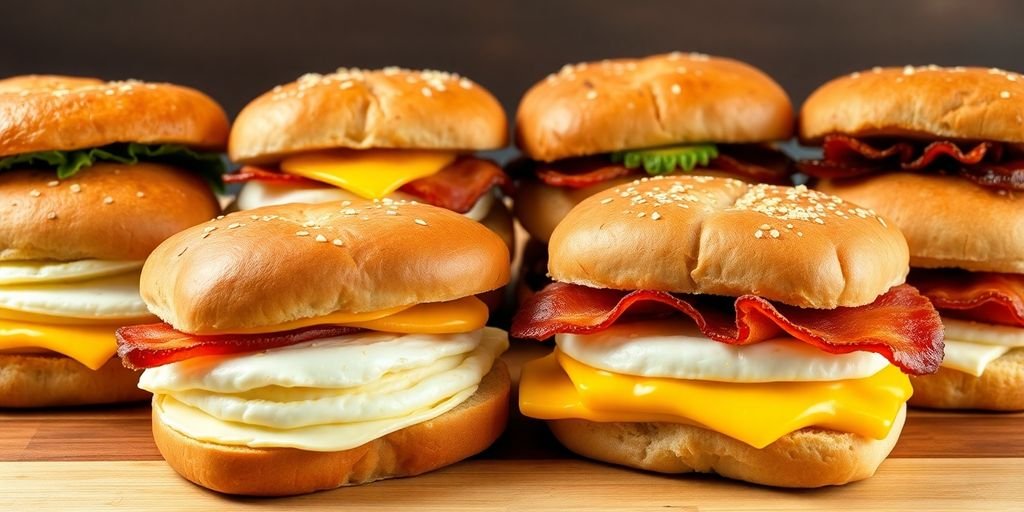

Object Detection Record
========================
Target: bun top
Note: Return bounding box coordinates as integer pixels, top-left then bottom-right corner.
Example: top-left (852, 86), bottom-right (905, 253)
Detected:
top-left (229, 68), bottom-right (508, 164)
top-left (801, 66), bottom-right (1024, 143)
top-left (0, 75), bottom-right (229, 156)
top-left (515, 53), bottom-right (794, 162)
top-left (142, 200), bottom-right (510, 333)
top-left (0, 162), bottom-right (219, 262)
top-left (548, 175), bottom-right (908, 309)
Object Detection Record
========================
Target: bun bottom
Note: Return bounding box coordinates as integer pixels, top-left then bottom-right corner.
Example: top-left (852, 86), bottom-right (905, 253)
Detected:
top-left (0, 353), bottom-right (149, 408)
top-left (153, 360), bottom-right (511, 496)
top-left (909, 349), bottom-right (1024, 410)
top-left (547, 404), bottom-right (906, 488)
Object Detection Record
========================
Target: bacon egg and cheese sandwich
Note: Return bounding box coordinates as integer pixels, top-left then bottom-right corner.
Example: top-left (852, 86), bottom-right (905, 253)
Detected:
top-left (802, 66), bottom-right (1024, 410)
top-left (512, 175), bottom-right (944, 487)
top-left (0, 75), bottom-right (227, 407)
top-left (115, 200), bottom-right (511, 496)
top-left (511, 53), bottom-right (796, 298)
top-left (226, 67), bottom-right (514, 252)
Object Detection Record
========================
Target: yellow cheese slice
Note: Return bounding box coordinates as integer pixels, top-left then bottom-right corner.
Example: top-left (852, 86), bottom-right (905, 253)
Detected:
top-left (279, 149), bottom-right (456, 200)
top-left (0, 319), bottom-right (120, 370)
top-left (196, 296), bottom-right (488, 335)
top-left (520, 350), bottom-right (912, 449)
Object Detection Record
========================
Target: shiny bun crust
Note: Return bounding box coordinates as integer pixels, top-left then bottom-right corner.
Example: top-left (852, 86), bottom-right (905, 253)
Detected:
top-left (549, 175), bottom-right (908, 308)
top-left (909, 349), bottom-right (1024, 411)
top-left (547, 405), bottom-right (905, 488)
top-left (229, 68), bottom-right (508, 164)
top-left (817, 174), bottom-right (1024, 273)
top-left (0, 75), bottom-right (229, 155)
top-left (800, 66), bottom-right (1024, 143)
top-left (0, 163), bottom-right (220, 261)
top-left (0, 354), bottom-right (150, 407)
top-left (152, 361), bottom-right (509, 496)
top-left (142, 200), bottom-right (511, 333)
top-left (516, 53), bottom-right (794, 162)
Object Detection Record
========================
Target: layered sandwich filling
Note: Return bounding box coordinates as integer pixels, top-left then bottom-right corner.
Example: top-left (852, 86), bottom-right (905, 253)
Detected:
top-left (514, 282), bottom-right (943, 449)
top-left (117, 296), bottom-right (508, 452)
top-left (0, 259), bottom-right (152, 369)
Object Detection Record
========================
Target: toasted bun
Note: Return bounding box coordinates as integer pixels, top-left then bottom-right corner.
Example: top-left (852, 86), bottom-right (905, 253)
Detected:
top-left (817, 174), bottom-right (1024, 273)
top-left (0, 354), bottom-right (149, 407)
top-left (548, 404), bottom-right (905, 488)
top-left (800, 66), bottom-right (1024, 144)
top-left (0, 75), bottom-right (229, 155)
top-left (0, 163), bottom-right (220, 261)
top-left (515, 176), bottom-right (634, 244)
top-left (515, 53), bottom-right (793, 162)
top-left (230, 68), bottom-right (507, 164)
top-left (152, 360), bottom-right (509, 496)
top-left (143, 200), bottom-right (510, 333)
top-left (909, 349), bottom-right (1024, 411)
top-left (549, 175), bottom-right (908, 308)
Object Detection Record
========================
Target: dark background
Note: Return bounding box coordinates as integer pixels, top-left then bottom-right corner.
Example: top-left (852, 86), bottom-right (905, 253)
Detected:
top-left (2, 0), bottom-right (1021, 117)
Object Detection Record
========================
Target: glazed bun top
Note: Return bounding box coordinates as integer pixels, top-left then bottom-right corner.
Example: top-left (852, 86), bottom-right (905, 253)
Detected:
top-left (142, 200), bottom-right (511, 333)
top-left (229, 68), bottom-right (508, 164)
top-left (800, 65), bottom-right (1024, 144)
top-left (548, 175), bottom-right (909, 309)
top-left (515, 53), bottom-right (794, 162)
top-left (0, 163), bottom-right (220, 262)
top-left (0, 75), bottom-right (229, 156)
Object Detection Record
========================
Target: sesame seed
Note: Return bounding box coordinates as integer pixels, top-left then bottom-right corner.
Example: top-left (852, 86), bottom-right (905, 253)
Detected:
top-left (136, 191), bottom-right (145, 198)
top-left (29, 189), bottom-right (41, 197)
top-left (249, 215), bottom-right (260, 220)
top-left (70, 184), bottom-right (81, 193)
top-left (227, 222), bottom-right (242, 229)
top-left (343, 208), bottom-right (358, 215)
top-left (769, 229), bottom-right (780, 239)
top-left (386, 210), bottom-right (398, 216)
top-left (341, 200), bottom-right (352, 207)
top-left (1000, 90), bottom-right (1011, 99)
top-left (46, 211), bottom-right (57, 220)
top-left (651, 212), bottom-right (662, 221)
top-left (755, 230), bottom-right (764, 239)
top-left (315, 234), bottom-right (328, 243)
top-left (878, 217), bottom-right (888, 228)
top-left (600, 198), bottom-right (614, 204)
top-left (759, 224), bottom-right (770, 230)
top-left (414, 218), bottom-right (428, 226)
top-left (421, 87), bottom-right (433, 97)
top-left (296, 231), bottom-right (310, 237)
top-left (797, 231), bottom-right (804, 237)
top-left (216, 215), bottom-right (225, 220)
top-left (786, 223), bottom-right (794, 229)
top-left (103, 196), bottom-right (114, 205)
top-left (670, 84), bottom-right (681, 95)
top-left (303, 221), bottom-right (316, 227)
top-left (585, 90), bottom-right (598, 100)
top-left (47, 180), bottom-right (59, 188)
top-left (333, 239), bottom-right (344, 246)
top-left (637, 212), bottom-right (645, 218)
top-left (203, 226), bottom-right (217, 233)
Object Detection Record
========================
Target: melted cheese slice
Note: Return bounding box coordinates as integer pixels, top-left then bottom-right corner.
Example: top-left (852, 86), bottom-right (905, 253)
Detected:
top-left (0, 260), bottom-right (143, 285)
top-left (279, 149), bottom-right (456, 200)
top-left (520, 351), bottom-right (911, 449)
top-left (0, 319), bottom-right (118, 370)
top-left (941, 339), bottom-right (1011, 377)
top-left (937, 317), bottom-right (1024, 376)
top-left (196, 296), bottom-right (488, 336)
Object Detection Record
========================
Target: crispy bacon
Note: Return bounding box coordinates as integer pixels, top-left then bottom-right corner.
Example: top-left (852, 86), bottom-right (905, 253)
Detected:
top-left (223, 158), bottom-right (510, 213)
top-left (116, 323), bottom-right (364, 369)
top-left (531, 145), bottom-right (794, 189)
top-left (799, 135), bottom-right (1024, 190)
top-left (511, 282), bottom-right (943, 375)
top-left (909, 269), bottom-right (1024, 327)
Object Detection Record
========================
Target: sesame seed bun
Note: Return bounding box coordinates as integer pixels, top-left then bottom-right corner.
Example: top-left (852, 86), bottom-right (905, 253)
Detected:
top-left (0, 163), bottom-right (220, 262)
top-left (546, 404), bottom-right (905, 488)
top-left (909, 349), bottom-right (1024, 411)
top-left (142, 200), bottom-right (510, 333)
top-left (0, 354), bottom-right (150, 407)
top-left (817, 173), bottom-right (1024, 274)
top-left (0, 75), bottom-right (229, 156)
top-left (515, 53), bottom-right (793, 162)
top-left (548, 175), bottom-right (908, 309)
top-left (800, 66), bottom-right (1024, 144)
top-left (151, 360), bottom-right (510, 496)
top-left (229, 68), bottom-right (507, 164)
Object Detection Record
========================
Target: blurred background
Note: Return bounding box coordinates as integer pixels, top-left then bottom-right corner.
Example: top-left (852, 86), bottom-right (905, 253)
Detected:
top-left (2, 0), bottom-right (1021, 117)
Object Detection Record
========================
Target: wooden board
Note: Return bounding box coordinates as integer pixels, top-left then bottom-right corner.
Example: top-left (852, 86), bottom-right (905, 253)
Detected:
top-left (2, 343), bottom-right (1023, 510)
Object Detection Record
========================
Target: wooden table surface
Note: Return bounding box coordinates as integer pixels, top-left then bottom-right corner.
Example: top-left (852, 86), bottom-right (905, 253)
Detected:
top-left (2, 342), bottom-right (1023, 511)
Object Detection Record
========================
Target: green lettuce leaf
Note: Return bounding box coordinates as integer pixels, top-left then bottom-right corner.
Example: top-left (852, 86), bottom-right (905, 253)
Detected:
top-left (0, 143), bottom-right (226, 193)
top-left (611, 144), bottom-right (719, 176)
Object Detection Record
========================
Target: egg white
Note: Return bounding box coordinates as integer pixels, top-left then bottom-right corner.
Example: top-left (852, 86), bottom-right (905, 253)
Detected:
top-left (0, 259), bottom-right (142, 285)
top-left (0, 270), bottom-right (149, 320)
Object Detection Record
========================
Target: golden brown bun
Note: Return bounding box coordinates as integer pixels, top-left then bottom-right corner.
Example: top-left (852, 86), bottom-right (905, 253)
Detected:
top-left (143, 200), bottom-right (510, 333)
top-left (515, 176), bottom-right (634, 244)
top-left (800, 66), bottom-right (1024, 143)
top-left (0, 163), bottom-right (220, 261)
top-left (152, 360), bottom-right (510, 496)
top-left (909, 349), bottom-right (1024, 411)
top-left (548, 404), bottom-right (905, 488)
top-left (516, 53), bottom-right (793, 162)
top-left (480, 199), bottom-right (515, 253)
top-left (817, 174), bottom-right (1024, 273)
top-left (229, 68), bottom-right (507, 164)
top-left (549, 175), bottom-right (908, 308)
top-left (0, 75), bottom-right (229, 155)
top-left (0, 354), bottom-right (149, 407)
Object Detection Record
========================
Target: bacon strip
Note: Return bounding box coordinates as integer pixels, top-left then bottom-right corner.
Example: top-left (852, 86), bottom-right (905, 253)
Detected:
top-left (116, 323), bottom-right (364, 369)
top-left (511, 282), bottom-right (943, 375)
top-left (909, 269), bottom-right (1024, 327)
top-left (223, 158), bottom-right (510, 213)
